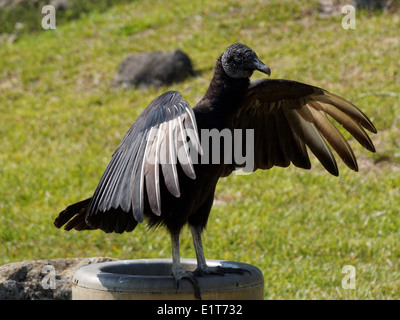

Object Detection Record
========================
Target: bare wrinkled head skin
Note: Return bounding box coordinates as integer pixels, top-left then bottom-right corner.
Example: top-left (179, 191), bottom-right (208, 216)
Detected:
top-left (221, 43), bottom-right (271, 79)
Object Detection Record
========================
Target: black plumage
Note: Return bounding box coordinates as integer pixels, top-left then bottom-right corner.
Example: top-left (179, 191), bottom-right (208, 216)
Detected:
top-left (54, 43), bottom-right (376, 298)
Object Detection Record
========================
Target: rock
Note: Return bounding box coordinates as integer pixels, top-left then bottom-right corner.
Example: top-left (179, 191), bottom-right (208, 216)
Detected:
top-left (353, 0), bottom-right (392, 10)
top-left (318, 0), bottom-right (397, 17)
top-left (113, 49), bottom-right (194, 90)
top-left (0, 257), bottom-right (117, 300)
top-left (50, 0), bottom-right (70, 11)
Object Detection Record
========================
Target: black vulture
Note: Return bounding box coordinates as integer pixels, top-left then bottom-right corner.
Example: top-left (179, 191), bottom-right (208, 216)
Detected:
top-left (54, 43), bottom-right (376, 298)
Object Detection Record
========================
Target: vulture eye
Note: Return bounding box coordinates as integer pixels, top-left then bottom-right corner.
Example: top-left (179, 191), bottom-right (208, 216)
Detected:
top-left (233, 54), bottom-right (243, 63)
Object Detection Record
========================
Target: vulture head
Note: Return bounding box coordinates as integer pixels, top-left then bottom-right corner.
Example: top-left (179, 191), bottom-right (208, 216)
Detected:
top-left (221, 43), bottom-right (271, 79)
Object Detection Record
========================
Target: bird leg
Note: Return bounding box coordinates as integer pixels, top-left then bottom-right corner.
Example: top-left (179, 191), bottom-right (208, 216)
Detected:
top-left (170, 232), bottom-right (201, 299)
top-left (190, 224), bottom-right (249, 277)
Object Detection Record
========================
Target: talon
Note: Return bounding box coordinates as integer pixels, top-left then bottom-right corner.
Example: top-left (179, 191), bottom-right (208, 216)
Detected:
top-left (172, 265), bottom-right (202, 300)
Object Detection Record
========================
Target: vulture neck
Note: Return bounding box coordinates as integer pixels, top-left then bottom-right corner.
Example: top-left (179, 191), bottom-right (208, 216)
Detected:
top-left (197, 57), bottom-right (250, 125)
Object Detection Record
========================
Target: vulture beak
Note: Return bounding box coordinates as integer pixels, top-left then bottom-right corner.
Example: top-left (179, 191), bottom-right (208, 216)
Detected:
top-left (254, 57), bottom-right (271, 77)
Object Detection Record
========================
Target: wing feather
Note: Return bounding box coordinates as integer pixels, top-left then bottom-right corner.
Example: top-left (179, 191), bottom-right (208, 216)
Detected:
top-left (312, 101), bottom-right (375, 152)
top-left (308, 105), bottom-right (358, 171)
top-left (84, 91), bottom-right (202, 231)
top-left (176, 107), bottom-right (196, 179)
top-left (283, 108), bottom-right (338, 176)
top-left (145, 123), bottom-right (164, 216)
top-left (227, 79), bottom-right (376, 177)
top-left (161, 120), bottom-right (180, 197)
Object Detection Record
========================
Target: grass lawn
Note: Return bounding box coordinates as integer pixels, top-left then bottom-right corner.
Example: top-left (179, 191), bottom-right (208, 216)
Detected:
top-left (0, 0), bottom-right (399, 299)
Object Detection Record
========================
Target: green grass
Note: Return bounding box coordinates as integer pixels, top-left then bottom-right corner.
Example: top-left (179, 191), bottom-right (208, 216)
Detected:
top-left (1, 0), bottom-right (399, 299)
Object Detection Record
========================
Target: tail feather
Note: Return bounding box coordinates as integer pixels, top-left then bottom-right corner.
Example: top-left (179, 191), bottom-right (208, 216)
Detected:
top-left (54, 197), bottom-right (138, 233)
top-left (54, 198), bottom-right (93, 231)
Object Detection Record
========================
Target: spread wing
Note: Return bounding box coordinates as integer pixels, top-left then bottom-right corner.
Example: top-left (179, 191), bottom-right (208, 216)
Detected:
top-left (87, 91), bottom-right (202, 226)
top-left (224, 79), bottom-right (376, 176)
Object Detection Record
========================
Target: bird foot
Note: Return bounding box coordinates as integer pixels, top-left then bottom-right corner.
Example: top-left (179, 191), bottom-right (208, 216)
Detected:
top-left (171, 264), bottom-right (250, 300)
top-left (194, 265), bottom-right (250, 277)
top-left (171, 264), bottom-right (201, 300)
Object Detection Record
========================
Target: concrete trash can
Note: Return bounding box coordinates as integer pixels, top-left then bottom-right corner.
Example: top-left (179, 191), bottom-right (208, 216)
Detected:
top-left (72, 258), bottom-right (264, 300)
